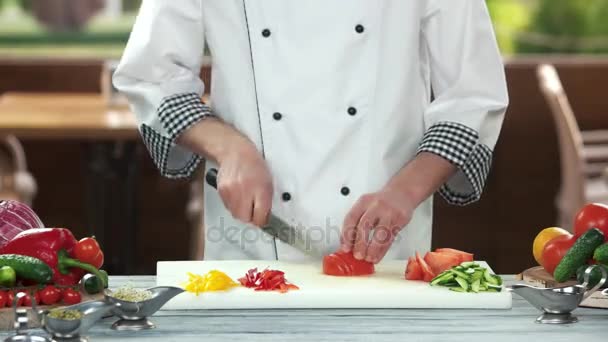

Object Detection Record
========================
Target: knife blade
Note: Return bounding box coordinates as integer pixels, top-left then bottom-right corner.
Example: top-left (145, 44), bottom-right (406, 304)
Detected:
top-left (205, 168), bottom-right (321, 258)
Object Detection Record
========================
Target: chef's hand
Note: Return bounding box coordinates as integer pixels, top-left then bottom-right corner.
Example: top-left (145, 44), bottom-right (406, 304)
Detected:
top-left (340, 152), bottom-right (458, 263)
top-left (340, 189), bottom-right (415, 264)
top-left (217, 144), bottom-right (273, 227)
top-left (178, 117), bottom-right (273, 227)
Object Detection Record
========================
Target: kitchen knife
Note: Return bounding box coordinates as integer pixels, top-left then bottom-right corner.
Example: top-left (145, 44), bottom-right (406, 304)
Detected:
top-left (205, 168), bottom-right (322, 258)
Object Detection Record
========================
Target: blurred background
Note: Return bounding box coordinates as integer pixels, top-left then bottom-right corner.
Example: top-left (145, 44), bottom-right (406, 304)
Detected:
top-left (0, 0), bottom-right (607, 275)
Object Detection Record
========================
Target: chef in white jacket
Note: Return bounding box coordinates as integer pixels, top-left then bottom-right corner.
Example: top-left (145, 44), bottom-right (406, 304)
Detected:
top-left (114, 0), bottom-right (508, 263)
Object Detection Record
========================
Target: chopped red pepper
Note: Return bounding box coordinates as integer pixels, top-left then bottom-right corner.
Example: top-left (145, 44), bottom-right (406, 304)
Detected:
top-left (238, 268), bottom-right (299, 293)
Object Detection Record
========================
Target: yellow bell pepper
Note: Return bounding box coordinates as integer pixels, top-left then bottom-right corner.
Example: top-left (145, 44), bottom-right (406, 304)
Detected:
top-left (183, 270), bottom-right (239, 296)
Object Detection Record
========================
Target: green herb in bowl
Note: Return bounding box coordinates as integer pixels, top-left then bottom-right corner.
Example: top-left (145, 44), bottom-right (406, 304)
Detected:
top-left (47, 308), bottom-right (83, 321)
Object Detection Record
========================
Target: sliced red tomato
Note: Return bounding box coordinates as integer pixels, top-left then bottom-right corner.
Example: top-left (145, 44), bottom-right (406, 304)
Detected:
top-left (416, 252), bottom-right (436, 282)
top-left (323, 251), bottom-right (375, 276)
top-left (405, 257), bottom-right (423, 281)
top-left (435, 248), bottom-right (474, 263)
top-left (424, 251), bottom-right (461, 275)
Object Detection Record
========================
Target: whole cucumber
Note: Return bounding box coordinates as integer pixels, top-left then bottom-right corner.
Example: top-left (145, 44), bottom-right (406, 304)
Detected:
top-left (554, 228), bottom-right (605, 282)
top-left (0, 254), bottom-right (53, 284)
top-left (593, 243), bottom-right (608, 264)
top-left (82, 270), bottom-right (108, 294)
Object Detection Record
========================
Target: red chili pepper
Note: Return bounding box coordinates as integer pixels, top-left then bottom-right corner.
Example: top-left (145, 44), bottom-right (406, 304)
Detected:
top-left (238, 268), bottom-right (299, 292)
top-left (74, 237), bottom-right (104, 269)
top-left (0, 228), bottom-right (107, 287)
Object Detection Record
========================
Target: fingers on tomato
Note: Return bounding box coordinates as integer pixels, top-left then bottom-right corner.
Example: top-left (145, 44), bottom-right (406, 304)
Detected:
top-left (323, 251), bottom-right (375, 276)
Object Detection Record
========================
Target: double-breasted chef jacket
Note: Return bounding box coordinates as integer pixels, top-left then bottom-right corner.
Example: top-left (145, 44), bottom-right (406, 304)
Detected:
top-left (114, 0), bottom-right (509, 261)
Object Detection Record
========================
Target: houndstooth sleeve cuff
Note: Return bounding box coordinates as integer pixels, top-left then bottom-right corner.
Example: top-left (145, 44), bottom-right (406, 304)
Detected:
top-left (140, 93), bottom-right (213, 179)
top-left (417, 122), bottom-right (493, 206)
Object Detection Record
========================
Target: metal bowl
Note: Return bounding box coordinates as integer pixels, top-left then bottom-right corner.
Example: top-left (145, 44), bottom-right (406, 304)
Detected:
top-left (41, 300), bottom-right (115, 341)
top-left (104, 286), bottom-right (183, 331)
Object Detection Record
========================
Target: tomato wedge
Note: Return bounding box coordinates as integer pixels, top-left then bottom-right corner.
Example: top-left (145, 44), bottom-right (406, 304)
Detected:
top-left (323, 251), bottom-right (375, 276)
top-left (424, 251), bottom-right (461, 275)
top-left (416, 252), bottom-right (435, 282)
top-left (405, 257), bottom-right (423, 280)
top-left (435, 248), bottom-right (474, 263)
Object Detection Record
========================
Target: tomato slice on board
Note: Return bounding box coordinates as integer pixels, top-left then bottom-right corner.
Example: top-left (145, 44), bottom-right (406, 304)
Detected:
top-left (416, 252), bottom-right (436, 282)
top-left (424, 251), bottom-right (461, 275)
top-left (435, 248), bottom-right (474, 263)
top-left (323, 251), bottom-right (375, 276)
top-left (405, 257), bottom-right (423, 281)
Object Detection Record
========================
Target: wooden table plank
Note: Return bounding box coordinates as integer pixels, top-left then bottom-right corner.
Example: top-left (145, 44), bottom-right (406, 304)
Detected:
top-left (0, 93), bottom-right (138, 140)
top-left (2, 276), bottom-right (606, 341)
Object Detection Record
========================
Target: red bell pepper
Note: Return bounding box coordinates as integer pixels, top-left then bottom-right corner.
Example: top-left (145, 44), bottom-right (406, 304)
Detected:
top-left (0, 228), bottom-right (107, 287)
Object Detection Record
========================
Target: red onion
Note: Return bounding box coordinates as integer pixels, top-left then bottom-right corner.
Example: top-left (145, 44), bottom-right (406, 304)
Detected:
top-left (0, 200), bottom-right (44, 248)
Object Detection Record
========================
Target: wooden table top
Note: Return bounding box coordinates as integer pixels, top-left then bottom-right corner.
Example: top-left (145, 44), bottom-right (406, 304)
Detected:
top-left (0, 93), bottom-right (138, 140)
top-left (2, 275), bottom-right (606, 341)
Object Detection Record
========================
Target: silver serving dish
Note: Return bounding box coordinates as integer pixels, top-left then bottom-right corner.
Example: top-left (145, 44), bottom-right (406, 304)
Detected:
top-left (41, 301), bottom-right (115, 342)
top-left (104, 286), bottom-right (183, 331)
top-left (3, 291), bottom-right (114, 342)
top-left (508, 265), bottom-right (607, 324)
top-left (4, 292), bottom-right (50, 342)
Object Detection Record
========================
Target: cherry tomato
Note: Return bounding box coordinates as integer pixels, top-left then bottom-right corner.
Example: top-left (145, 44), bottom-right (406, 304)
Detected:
top-left (574, 203), bottom-right (608, 238)
top-left (0, 291), bottom-right (7, 308)
top-left (7, 291), bottom-right (25, 307)
top-left (541, 234), bottom-right (577, 274)
top-left (39, 285), bottom-right (61, 305)
top-left (22, 292), bottom-right (40, 307)
top-left (61, 288), bottom-right (82, 305)
top-left (74, 237), bottom-right (104, 269)
top-left (323, 251), bottom-right (375, 276)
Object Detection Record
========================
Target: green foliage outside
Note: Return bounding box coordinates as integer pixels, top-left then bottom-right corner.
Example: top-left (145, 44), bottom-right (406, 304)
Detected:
top-left (1, 0), bottom-right (608, 57)
top-left (517, 0), bottom-right (608, 53)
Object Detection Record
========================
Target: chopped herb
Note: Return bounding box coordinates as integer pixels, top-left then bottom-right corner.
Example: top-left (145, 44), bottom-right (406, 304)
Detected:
top-left (48, 309), bottom-right (83, 320)
top-left (108, 285), bottom-right (153, 302)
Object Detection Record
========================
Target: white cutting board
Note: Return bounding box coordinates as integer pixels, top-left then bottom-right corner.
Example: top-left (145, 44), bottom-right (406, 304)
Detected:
top-left (156, 260), bottom-right (512, 310)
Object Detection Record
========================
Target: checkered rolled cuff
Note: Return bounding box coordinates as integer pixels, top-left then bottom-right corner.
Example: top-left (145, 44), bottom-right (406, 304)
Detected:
top-left (417, 122), bottom-right (493, 206)
top-left (140, 93), bottom-right (212, 179)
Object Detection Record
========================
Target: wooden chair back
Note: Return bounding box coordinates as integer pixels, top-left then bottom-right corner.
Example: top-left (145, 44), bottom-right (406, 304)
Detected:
top-left (536, 64), bottom-right (586, 230)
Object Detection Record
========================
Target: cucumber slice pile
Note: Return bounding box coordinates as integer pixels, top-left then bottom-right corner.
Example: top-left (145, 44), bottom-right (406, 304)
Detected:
top-left (430, 262), bottom-right (503, 293)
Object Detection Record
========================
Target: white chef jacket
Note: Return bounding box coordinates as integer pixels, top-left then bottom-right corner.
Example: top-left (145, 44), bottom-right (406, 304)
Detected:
top-left (114, 0), bottom-right (508, 261)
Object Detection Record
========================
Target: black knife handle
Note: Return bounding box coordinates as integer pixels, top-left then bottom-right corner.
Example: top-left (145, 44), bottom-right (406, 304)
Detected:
top-left (205, 168), bottom-right (219, 189)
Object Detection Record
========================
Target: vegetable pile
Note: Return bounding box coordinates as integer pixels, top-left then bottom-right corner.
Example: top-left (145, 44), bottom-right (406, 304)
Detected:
top-left (430, 262), bottom-right (503, 293)
top-left (533, 203), bottom-right (608, 286)
top-left (405, 248), bottom-right (473, 282)
top-left (0, 202), bottom-right (109, 308)
top-left (238, 268), bottom-right (299, 293)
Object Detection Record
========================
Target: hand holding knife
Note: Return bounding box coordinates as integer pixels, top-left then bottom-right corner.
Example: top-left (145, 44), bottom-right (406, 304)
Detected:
top-left (205, 168), bottom-right (321, 258)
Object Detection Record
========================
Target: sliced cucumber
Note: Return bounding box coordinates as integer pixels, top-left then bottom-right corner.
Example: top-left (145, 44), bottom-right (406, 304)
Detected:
top-left (450, 269), bottom-right (471, 280)
top-left (471, 279), bottom-right (481, 293)
top-left (429, 261), bottom-right (504, 294)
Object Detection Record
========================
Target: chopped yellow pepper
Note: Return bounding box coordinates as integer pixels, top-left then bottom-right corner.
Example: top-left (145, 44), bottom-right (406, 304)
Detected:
top-left (183, 270), bottom-right (239, 296)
